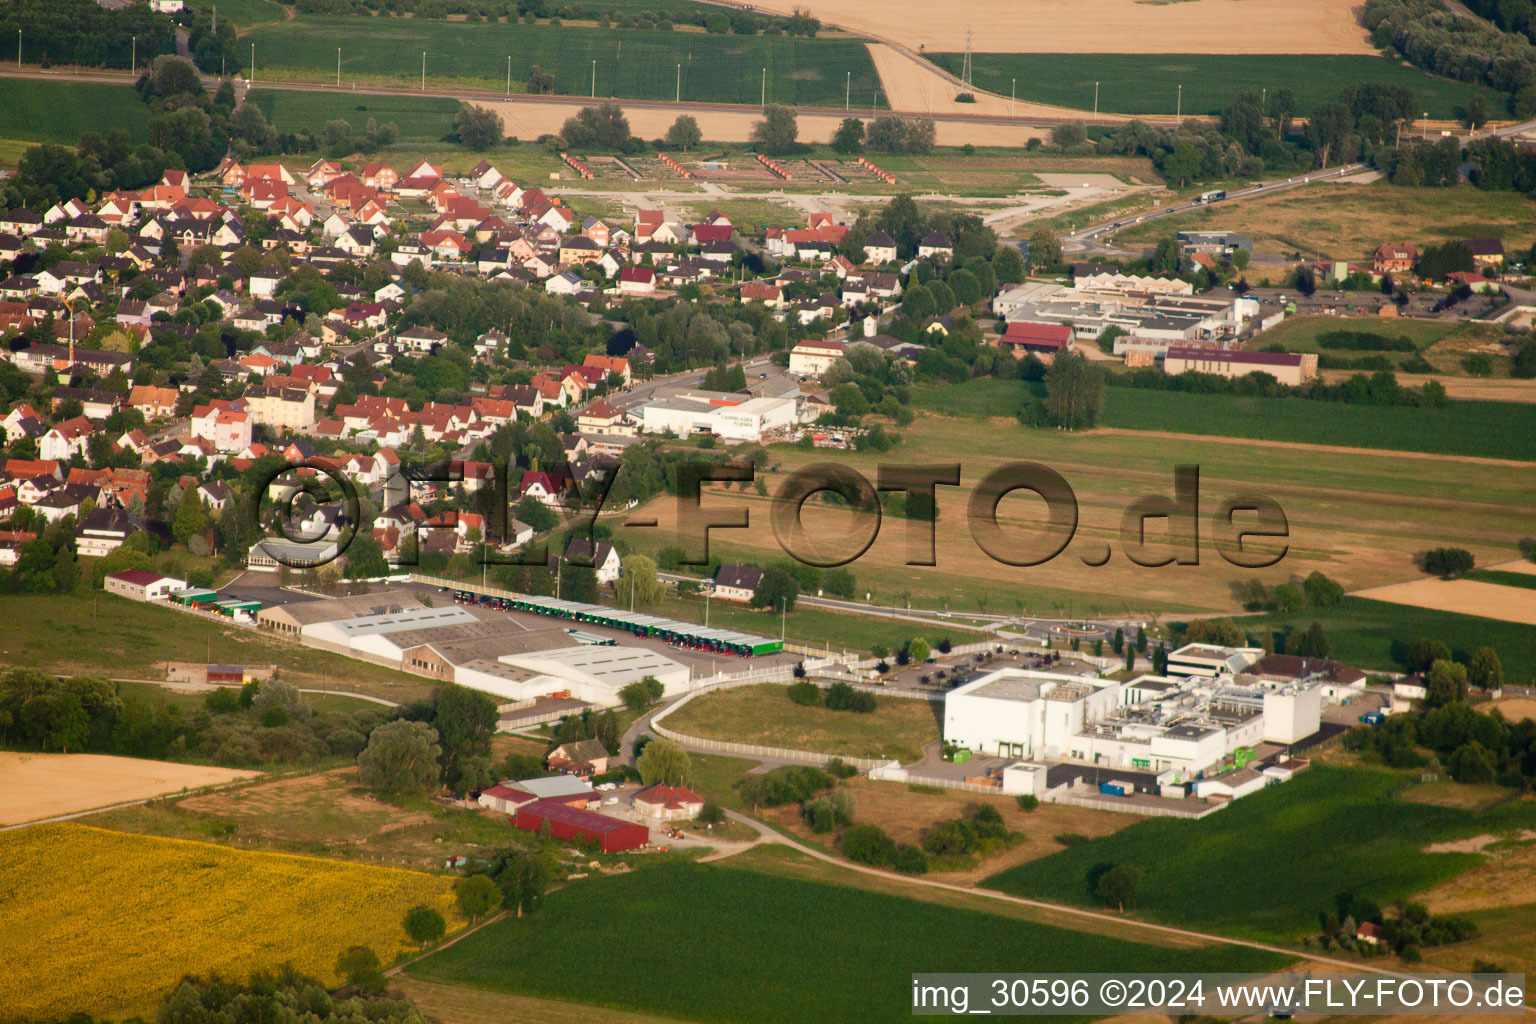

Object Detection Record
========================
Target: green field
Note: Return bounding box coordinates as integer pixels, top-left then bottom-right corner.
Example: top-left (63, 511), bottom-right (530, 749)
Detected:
top-left (0, 79), bottom-right (152, 145)
top-left (181, 0), bottom-right (285, 28)
top-left (1099, 388), bottom-right (1536, 461)
top-left (409, 860), bottom-right (1291, 1023)
top-left (1252, 315), bottom-right (1455, 356)
top-left (913, 378), bottom-right (1042, 418)
top-left (244, 16), bottom-right (882, 106)
top-left (660, 682), bottom-right (941, 763)
top-left (252, 89), bottom-right (461, 145)
top-left (985, 766), bottom-right (1536, 941)
top-left (929, 53), bottom-right (1505, 120)
top-left (1464, 568), bottom-right (1536, 591)
top-left (641, 593), bottom-right (986, 654)
top-left (0, 594), bottom-right (437, 703)
top-left (1228, 596), bottom-right (1536, 682)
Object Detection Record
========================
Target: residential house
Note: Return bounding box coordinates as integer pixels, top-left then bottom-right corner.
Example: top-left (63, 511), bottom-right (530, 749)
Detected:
top-left (712, 563), bottom-right (764, 602)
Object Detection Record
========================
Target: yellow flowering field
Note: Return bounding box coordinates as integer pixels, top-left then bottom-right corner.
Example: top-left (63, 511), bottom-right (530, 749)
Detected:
top-left (0, 823), bottom-right (463, 1020)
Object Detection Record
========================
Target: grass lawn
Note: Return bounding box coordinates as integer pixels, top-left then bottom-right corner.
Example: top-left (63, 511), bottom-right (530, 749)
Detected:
top-left (1419, 901), bottom-right (1536, 978)
top-left (637, 592), bottom-right (985, 655)
top-left (181, 0), bottom-right (285, 28)
top-left (984, 765), bottom-right (1536, 941)
top-left (1250, 315), bottom-right (1456, 362)
top-left (929, 53), bottom-right (1505, 121)
top-left (660, 682), bottom-right (940, 763)
top-left (682, 753), bottom-right (759, 811)
top-left (407, 860), bottom-right (1292, 1024)
top-left (912, 378), bottom-right (1042, 418)
top-left (252, 89), bottom-right (461, 145)
top-left (1465, 568), bottom-right (1536, 591)
top-left (1099, 388), bottom-right (1536, 461)
top-left (1222, 596), bottom-right (1536, 682)
top-left (0, 593), bottom-right (438, 703)
top-left (1111, 183), bottom-right (1536, 259)
top-left (1399, 779), bottom-right (1517, 811)
top-left (0, 79), bottom-right (152, 146)
top-left (684, 199), bottom-right (808, 231)
top-left (244, 16), bottom-right (882, 107)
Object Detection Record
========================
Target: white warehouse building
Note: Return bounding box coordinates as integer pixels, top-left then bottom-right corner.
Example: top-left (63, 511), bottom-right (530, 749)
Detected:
top-left (943, 670), bottom-right (1123, 761)
top-left (637, 391), bottom-right (801, 442)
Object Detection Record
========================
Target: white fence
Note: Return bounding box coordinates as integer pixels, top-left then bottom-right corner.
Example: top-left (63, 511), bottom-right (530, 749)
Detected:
top-left (869, 765), bottom-right (1004, 795)
top-left (650, 678), bottom-right (899, 771)
top-left (1043, 783), bottom-right (1227, 819)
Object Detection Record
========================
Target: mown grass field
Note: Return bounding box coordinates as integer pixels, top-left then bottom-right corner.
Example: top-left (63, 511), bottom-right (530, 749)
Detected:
top-left (1111, 183), bottom-right (1536, 258)
top-left (244, 16), bottom-right (882, 106)
top-left (0, 593), bottom-right (438, 702)
top-left (929, 53), bottom-right (1505, 120)
top-left (182, 0), bottom-right (285, 28)
top-left (640, 592), bottom-right (985, 654)
top-left (408, 860), bottom-right (1291, 1024)
top-left (984, 766), bottom-right (1536, 941)
top-left (1099, 388), bottom-right (1536, 461)
top-left (0, 78), bottom-right (151, 145)
top-left (0, 823), bottom-right (461, 1020)
top-left (1224, 596), bottom-right (1536, 682)
top-left (252, 89), bottom-right (462, 145)
top-left (660, 682), bottom-right (941, 763)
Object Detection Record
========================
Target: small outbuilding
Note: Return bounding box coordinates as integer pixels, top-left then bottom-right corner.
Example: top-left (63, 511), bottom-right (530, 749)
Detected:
top-left (104, 569), bottom-right (187, 602)
top-left (633, 783), bottom-right (705, 821)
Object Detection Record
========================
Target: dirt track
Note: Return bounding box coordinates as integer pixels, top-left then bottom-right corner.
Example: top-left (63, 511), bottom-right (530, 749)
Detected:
top-left (0, 753), bottom-right (257, 826)
top-left (744, 0), bottom-right (1374, 53)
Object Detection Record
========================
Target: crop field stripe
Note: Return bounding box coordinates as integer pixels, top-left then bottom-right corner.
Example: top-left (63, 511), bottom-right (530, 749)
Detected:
top-left (0, 78), bottom-right (152, 145)
top-left (408, 860), bottom-right (1290, 1023)
top-left (1463, 569), bottom-right (1536, 591)
top-left (927, 53), bottom-right (1505, 120)
top-left (245, 17), bottom-right (883, 108)
top-left (1099, 389), bottom-right (1536, 461)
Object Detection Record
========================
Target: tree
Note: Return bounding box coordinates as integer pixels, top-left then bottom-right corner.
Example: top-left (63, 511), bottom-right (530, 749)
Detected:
top-left (615, 554), bottom-right (663, 607)
top-left (1093, 863), bottom-right (1142, 911)
top-left (455, 104), bottom-right (503, 151)
top-left (1271, 581), bottom-right (1304, 613)
top-left (172, 493), bottom-right (208, 547)
top-left (637, 736), bottom-right (690, 785)
top-left (839, 823), bottom-right (898, 866)
top-left (1302, 571), bottom-right (1344, 607)
top-left (1425, 659), bottom-right (1468, 706)
top-left (1290, 621), bottom-right (1330, 658)
top-left (434, 683), bottom-right (498, 794)
top-left (908, 637), bottom-right (931, 663)
top-left (618, 675), bottom-right (665, 712)
top-left (1423, 547), bottom-right (1474, 578)
top-left (832, 117), bottom-right (865, 153)
top-left (1449, 741), bottom-right (1497, 784)
top-left (403, 904), bottom-right (446, 946)
top-left (455, 874), bottom-right (501, 922)
top-left (1026, 230), bottom-right (1063, 270)
top-left (335, 945), bottom-right (384, 993)
top-left (1269, 87), bottom-right (1298, 139)
top-left (1307, 102), bottom-right (1354, 168)
top-left (665, 114), bottom-right (702, 151)
top-left (357, 720), bottom-right (442, 795)
top-left (1407, 637), bottom-right (1452, 673)
top-left (1162, 143), bottom-right (1201, 187)
top-left (993, 244), bottom-right (1026, 284)
top-left (1460, 95), bottom-right (1490, 131)
top-left (1467, 646), bottom-right (1503, 692)
top-left (561, 102), bottom-right (632, 149)
top-left (1042, 351), bottom-right (1105, 430)
top-left (751, 105), bottom-right (799, 155)
top-left (750, 568), bottom-right (799, 612)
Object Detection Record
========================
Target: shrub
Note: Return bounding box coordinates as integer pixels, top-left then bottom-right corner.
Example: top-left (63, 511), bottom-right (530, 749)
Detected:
top-left (736, 765), bottom-right (832, 807)
top-left (1423, 547), bottom-right (1474, 578)
top-left (1054, 832), bottom-right (1089, 846)
top-left (1016, 794), bottom-right (1039, 811)
top-left (826, 757), bottom-right (859, 779)
top-left (787, 681), bottom-right (822, 706)
top-left (839, 823), bottom-right (897, 865)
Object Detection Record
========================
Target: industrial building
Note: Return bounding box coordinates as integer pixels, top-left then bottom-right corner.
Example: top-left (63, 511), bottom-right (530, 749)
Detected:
top-left (635, 389), bottom-right (803, 443)
top-left (512, 799), bottom-right (649, 852)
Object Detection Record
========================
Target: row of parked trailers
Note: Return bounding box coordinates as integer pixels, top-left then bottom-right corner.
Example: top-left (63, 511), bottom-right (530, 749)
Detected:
top-left (168, 588), bottom-right (262, 618)
top-left (449, 588), bottom-right (783, 657)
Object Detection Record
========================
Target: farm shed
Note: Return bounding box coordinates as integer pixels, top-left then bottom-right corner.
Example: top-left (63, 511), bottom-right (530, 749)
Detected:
top-left (103, 569), bottom-right (186, 602)
top-left (513, 799), bottom-right (648, 853)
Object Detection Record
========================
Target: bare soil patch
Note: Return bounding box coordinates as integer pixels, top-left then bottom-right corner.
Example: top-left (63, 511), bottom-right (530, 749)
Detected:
top-left (0, 752), bottom-right (257, 826)
top-left (749, 0), bottom-right (1373, 53)
top-left (1421, 830), bottom-right (1536, 912)
top-left (1351, 578), bottom-right (1536, 626)
top-left (178, 767), bottom-right (432, 845)
top-left (866, 44), bottom-right (1100, 123)
top-left (1493, 697), bottom-right (1536, 723)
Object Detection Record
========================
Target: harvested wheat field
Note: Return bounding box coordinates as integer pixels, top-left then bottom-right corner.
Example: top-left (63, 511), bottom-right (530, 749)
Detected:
top-left (1485, 559), bottom-right (1536, 576)
top-left (865, 44), bottom-right (1114, 121)
top-left (1320, 374), bottom-right (1536, 403)
top-left (1494, 698), bottom-right (1536, 724)
top-left (752, 0), bottom-right (1371, 53)
top-left (0, 752), bottom-right (257, 826)
top-left (1351, 579), bottom-right (1536, 627)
